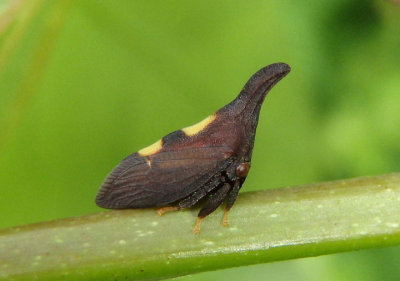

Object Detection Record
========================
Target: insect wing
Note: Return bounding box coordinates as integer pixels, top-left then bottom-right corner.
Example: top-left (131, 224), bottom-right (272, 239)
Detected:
top-left (95, 145), bottom-right (233, 209)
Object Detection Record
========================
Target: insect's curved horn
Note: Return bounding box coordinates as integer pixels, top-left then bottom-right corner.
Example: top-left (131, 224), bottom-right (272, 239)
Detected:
top-left (224, 63), bottom-right (291, 117)
top-left (239, 63), bottom-right (290, 104)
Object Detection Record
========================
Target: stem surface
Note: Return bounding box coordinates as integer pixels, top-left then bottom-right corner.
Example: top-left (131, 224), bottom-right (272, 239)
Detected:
top-left (1, 173), bottom-right (400, 280)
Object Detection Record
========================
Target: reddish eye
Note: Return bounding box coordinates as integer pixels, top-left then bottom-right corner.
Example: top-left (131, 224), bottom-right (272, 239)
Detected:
top-left (236, 163), bottom-right (250, 178)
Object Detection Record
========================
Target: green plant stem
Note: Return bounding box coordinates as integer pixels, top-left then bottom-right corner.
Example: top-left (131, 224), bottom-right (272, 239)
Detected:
top-left (1, 173), bottom-right (400, 281)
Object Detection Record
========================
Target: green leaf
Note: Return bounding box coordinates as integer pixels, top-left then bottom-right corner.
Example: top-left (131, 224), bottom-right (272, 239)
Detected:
top-left (1, 173), bottom-right (400, 280)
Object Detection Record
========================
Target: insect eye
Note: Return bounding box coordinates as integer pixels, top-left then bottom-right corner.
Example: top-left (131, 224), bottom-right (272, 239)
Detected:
top-left (236, 163), bottom-right (250, 178)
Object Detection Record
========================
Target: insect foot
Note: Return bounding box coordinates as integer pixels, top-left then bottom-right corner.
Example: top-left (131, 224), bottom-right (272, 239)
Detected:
top-left (156, 206), bottom-right (179, 216)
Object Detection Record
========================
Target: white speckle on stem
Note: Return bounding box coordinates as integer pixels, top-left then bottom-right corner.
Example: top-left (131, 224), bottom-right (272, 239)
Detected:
top-left (386, 222), bottom-right (399, 228)
top-left (54, 236), bottom-right (63, 243)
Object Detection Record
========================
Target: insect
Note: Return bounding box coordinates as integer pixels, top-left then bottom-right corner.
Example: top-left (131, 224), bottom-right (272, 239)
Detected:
top-left (95, 63), bottom-right (291, 233)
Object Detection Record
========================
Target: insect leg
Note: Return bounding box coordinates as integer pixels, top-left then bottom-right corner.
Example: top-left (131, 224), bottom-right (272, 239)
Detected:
top-left (178, 175), bottom-right (224, 209)
top-left (222, 180), bottom-right (242, 226)
top-left (178, 188), bottom-right (208, 209)
top-left (157, 206), bottom-right (180, 216)
top-left (158, 175), bottom-right (224, 216)
top-left (193, 183), bottom-right (232, 234)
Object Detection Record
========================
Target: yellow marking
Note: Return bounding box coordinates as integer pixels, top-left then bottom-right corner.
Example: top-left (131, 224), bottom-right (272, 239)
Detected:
top-left (145, 156), bottom-right (152, 167)
top-left (137, 139), bottom-right (162, 156)
top-left (182, 114), bottom-right (216, 136)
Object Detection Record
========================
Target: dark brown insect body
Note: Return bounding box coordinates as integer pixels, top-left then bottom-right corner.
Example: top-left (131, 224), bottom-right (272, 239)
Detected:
top-left (95, 63), bottom-right (291, 233)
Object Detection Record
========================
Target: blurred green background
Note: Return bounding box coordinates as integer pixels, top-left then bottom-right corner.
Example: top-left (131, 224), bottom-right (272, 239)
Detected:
top-left (0, 0), bottom-right (399, 280)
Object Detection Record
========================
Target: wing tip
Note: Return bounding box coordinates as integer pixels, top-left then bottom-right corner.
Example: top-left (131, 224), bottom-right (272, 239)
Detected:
top-left (95, 168), bottom-right (123, 209)
top-left (95, 182), bottom-right (113, 208)
top-left (95, 153), bottom-right (147, 209)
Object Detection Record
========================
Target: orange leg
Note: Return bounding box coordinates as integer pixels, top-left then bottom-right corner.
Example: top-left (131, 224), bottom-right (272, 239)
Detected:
top-left (222, 210), bottom-right (229, 226)
top-left (156, 206), bottom-right (179, 216)
top-left (192, 217), bottom-right (202, 234)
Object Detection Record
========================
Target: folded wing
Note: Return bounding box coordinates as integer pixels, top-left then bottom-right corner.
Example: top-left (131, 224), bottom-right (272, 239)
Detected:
top-left (95, 145), bottom-right (233, 208)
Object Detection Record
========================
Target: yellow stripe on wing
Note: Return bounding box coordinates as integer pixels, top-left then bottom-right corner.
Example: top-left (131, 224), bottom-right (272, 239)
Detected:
top-left (182, 114), bottom-right (216, 136)
top-left (138, 139), bottom-right (162, 156)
